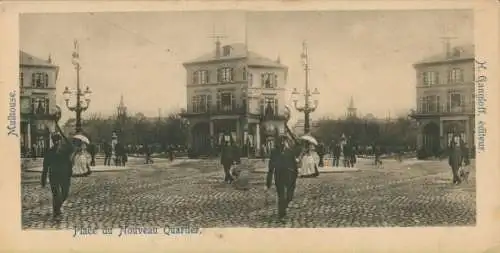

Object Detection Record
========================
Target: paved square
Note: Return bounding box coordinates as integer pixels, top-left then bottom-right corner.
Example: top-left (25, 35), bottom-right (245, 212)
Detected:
top-left (21, 158), bottom-right (475, 229)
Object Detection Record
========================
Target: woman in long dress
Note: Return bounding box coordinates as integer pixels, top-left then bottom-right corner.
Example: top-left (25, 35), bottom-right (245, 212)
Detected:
top-left (71, 139), bottom-right (92, 177)
top-left (299, 143), bottom-right (320, 178)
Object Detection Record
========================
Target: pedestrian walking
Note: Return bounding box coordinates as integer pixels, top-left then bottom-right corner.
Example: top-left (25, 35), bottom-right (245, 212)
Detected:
top-left (266, 135), bottom-right (299, 221)
top-left (317, 142), bottom-right (325, 167)
top-left (145, 144), bottom-right (154, 164)
top-left (343, 141), bottom-right (352, 168)
top-left (350, 144), bottom-right (357, 167)
top-left (115, 142), bottom-right (124, 166)
top-left (41, 134), bottom-right (73, 218)
top-left (103, 142), bottom-right (112, 166)
top-left (121, 145), bottom-right (128, 166)
top-left (374, 144), bottom-right (382, 167)
top-left (168, 145), bottom-right (175, 162)
top-left (332, 141), bottom-right (341, 167)
top-left (448, 133), bottom-right (469, 185)
top-left (220, 141), bottom-right (235, 184)
top-left (87, 143), bottom-right (96, 167)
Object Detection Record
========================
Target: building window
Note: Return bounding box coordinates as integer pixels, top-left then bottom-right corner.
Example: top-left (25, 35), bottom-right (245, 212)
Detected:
top-left (217, 68), bottom-right (233, 83)
top-left (422, 71), bottom-right (438, 86)
top-left (448, 92), bottom-right (464, 112)
top-left (419, 95), bottom-right (441, 113)
top-left (248, 73), bottom-right (253, 86)
top-left (217, 91), bottom-right (235, 112)
top-left (242, 67), bottom-right (247, 81)
top-left (222, 46), bottom-right (232, 57)
top-left (448, 68), bottom-right (464, 84)
top-left (20, 72), bottom-right (24, 87)
top-left (32, 72), bottom-right (49, 88)
top-left (192, 94), bottom-right (211, 113)
top-left (260, 96), bottom-right (278, 115)
top-left (193, 70), bottom-right (209, 85)
top-left (31, 97), bottom-right (49, 114)
top-left (261, 73), bottom-right (278, 88)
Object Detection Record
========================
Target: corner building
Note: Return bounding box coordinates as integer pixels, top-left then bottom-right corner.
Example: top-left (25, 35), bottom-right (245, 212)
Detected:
top-left (19, 51), bottom-right (59, 156)
top-left (411, 45), bottom-right (475, 156)
top-left (181, 42), bottom-right (288, 156)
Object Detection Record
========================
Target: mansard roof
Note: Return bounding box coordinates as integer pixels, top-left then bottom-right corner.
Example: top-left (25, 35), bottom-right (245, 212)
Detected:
top-left (183, 43), bottom-right (287, 69)
top-left (20, 51), bottom-right (58, 68)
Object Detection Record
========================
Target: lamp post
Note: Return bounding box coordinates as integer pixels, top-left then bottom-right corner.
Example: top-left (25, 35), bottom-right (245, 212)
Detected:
top-left (292, 41), bottom-right (320, 134)
top-left (62, 40), bottom-right (92, 134)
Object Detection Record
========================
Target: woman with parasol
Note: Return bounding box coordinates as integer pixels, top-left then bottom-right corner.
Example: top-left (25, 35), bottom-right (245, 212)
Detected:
top-left (298, 135), bottom-right (320, 178)
top-left (71, 134), bottom-right (93, 177)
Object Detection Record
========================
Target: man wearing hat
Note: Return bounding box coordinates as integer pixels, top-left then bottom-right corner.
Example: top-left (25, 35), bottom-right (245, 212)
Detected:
top-left (41, 133), bottom-right (73, 218)
top-left (266, 134), bottom-right (299, 220)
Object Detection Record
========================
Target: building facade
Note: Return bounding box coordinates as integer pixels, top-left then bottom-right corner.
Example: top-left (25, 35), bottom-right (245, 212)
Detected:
top-left (181, 42), bottom-right (288, 156)
top-left (411, 45), bottom-right (475, 156)
top-left (19, 51), bottom-right (59, 156)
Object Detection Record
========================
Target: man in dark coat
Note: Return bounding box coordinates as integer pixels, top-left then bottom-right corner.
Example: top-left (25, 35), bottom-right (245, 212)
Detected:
top-left (317, 142), bottom-right (325, 167)
top-left (267, 135), bottom-right (299, 220)
top-left (343, 141), bottom-right (352, 168)
top-left (448, 134), bottom-right (469, 185)
top-left (41, 134), bottom-right (73, 218)
top-left (332, 141), bottom-right (341, 167)
top-left (87, 143), bottom-right (96, 167)
top-left (103, 142), bottom-right (112, 166)
top-left (220, 141), bottom-right (235, 183)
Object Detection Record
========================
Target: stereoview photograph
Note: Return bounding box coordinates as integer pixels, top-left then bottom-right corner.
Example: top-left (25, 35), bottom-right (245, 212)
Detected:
top-left (19, 10), bottom-right (475, 230)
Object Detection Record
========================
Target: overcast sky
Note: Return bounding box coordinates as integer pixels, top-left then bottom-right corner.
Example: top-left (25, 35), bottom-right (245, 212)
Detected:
top-left (20, 10), bottom-right (473, 124)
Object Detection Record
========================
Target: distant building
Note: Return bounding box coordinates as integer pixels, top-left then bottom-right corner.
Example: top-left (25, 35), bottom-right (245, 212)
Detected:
top-left (19, 51), bottom-right (59, 156)
top-left (410, 44), bottom-right (475, 155)
top-left (181, 41), bottom-right (288, 156)
top-left (346, 96), bottom-right (357, 119)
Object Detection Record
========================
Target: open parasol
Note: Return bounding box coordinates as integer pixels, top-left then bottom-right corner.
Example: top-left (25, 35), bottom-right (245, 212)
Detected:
top-left (300, 135), bottom-right (318, 146)
top-left (73, 134), bottom-right (90, 145)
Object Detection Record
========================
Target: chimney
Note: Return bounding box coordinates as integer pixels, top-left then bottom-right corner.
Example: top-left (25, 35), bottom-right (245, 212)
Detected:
top-left (215, 40), bottom-right (221, 58)
top-left (276, 55), bottom-right (281, 64)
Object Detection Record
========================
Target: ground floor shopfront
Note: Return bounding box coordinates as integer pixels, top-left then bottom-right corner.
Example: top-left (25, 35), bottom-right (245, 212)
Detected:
top-left (20, 116), bottom-right (56, 157)
top-left (186, 115), bottom-right (286, 157)
top-left (416, 115), bottom-right (474, 157)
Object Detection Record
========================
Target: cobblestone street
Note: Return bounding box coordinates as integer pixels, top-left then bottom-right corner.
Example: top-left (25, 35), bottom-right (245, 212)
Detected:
top-left (21, 158), bottom-right (476, 229)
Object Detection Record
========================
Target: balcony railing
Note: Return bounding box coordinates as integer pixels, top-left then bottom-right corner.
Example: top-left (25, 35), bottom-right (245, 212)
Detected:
top-left (413, 104), bottom-right (474, 115)
top-left (182, 104), bottom-right (288, 119)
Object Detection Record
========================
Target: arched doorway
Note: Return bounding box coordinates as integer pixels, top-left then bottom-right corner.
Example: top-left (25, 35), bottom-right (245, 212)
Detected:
top-left (191, 122), bottom-right (210, 155)
top-left (422, 122), bottom-right (440, 157)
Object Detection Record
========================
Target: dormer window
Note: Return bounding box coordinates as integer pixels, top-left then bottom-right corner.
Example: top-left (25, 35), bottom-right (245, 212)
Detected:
top-left (222, 46), bottom-right (232, 57)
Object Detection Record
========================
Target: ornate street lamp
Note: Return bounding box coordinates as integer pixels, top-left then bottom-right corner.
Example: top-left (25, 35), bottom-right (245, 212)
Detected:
top-left (292, 41), bottom-right (320, 134)
top-left (63, 40), bottom-right (92, 133)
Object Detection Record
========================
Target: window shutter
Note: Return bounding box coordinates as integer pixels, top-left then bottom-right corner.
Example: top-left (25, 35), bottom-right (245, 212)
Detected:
top-left (32, 73), bottom-right (36, 87)
top-left (261, 74), bottom-right (265, 87)
top-left (44, 73), bottom-right (49, 87)
top-left (230, 68), bottom-right (234, 82)
top-left (231, 93), bottom-right (236, 110)
top-left (260, 99), bottom-right (264, 114)
top-left (274, 99), bottom-right (279, 115)
top-left (243, 68), bottom-right (247, 81)
top-left (45, 98), bottom-right (50, 114)
top-left (192, 71), bottom-right (198, 84)
top-left (434, 72), bottom-right (439, 85)
top-left (274, 74), bottom-right (278, 87)
top-left (207, 95), bottom-right (212, 112)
